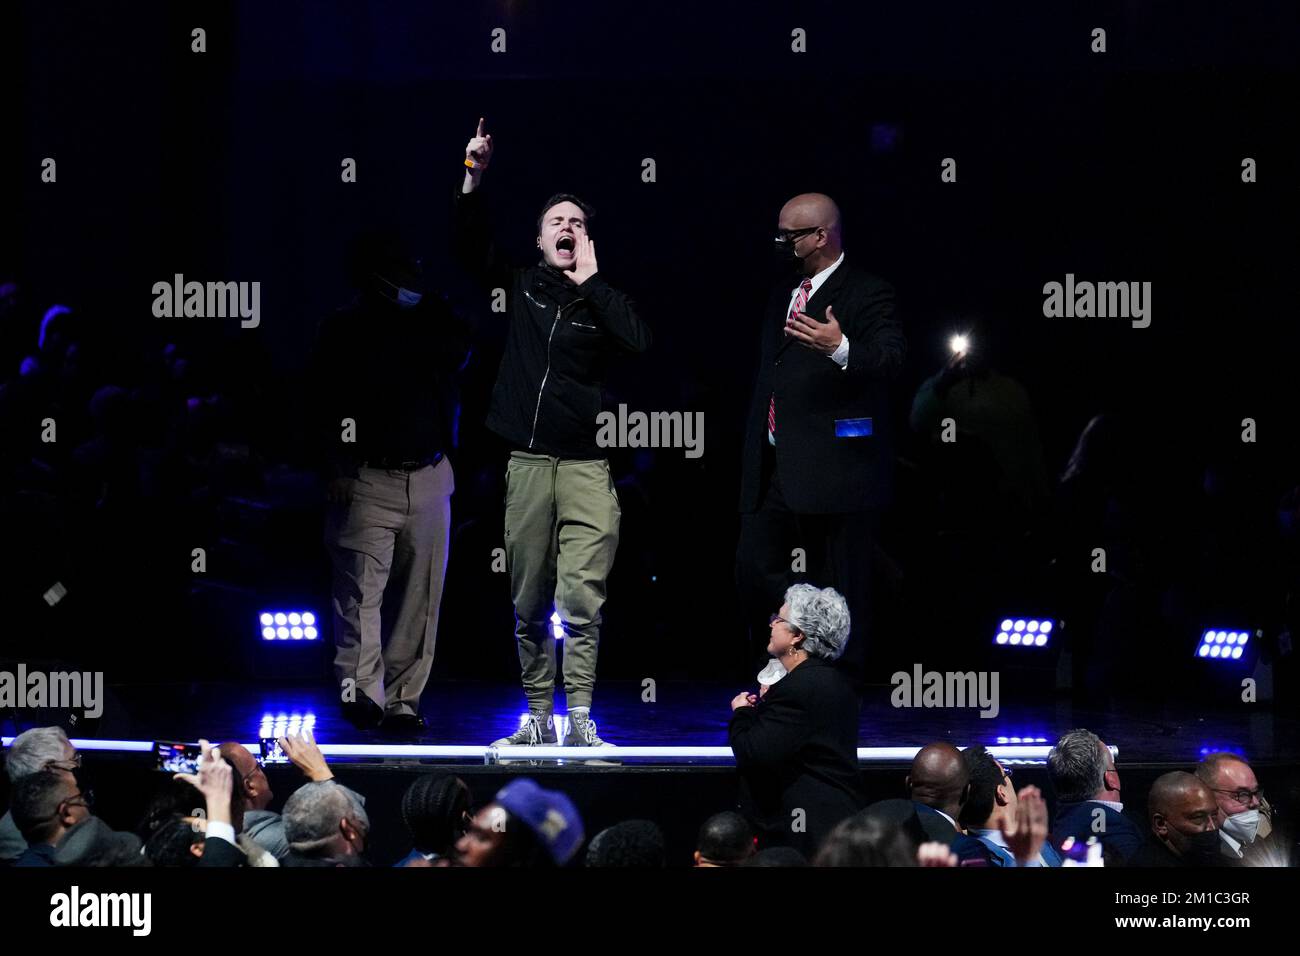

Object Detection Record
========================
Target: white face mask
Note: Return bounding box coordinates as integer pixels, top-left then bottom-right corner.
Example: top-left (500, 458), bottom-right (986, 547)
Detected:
top-left (1221, 809), bottom-right (1260, 845)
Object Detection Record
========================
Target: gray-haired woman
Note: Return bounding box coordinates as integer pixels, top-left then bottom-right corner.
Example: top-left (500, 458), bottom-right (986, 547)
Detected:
top-left (728, 584), bottom-right (865, 856)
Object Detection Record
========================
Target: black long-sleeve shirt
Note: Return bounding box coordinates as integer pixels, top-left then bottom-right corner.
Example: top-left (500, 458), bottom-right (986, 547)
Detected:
top-left (310, 293), bottom-right (471, 477)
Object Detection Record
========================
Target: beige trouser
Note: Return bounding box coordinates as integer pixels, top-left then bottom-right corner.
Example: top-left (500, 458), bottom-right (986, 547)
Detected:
top-left (504, 452), bottom-right (621, 712)
top-left (324, 458), bottom-right (454, 716)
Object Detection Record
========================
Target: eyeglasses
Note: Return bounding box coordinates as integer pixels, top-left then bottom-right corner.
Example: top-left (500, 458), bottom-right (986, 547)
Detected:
top-left (768, 613), bottom-right (802, 634)
top-left (1210, 787), bottom-right (1264, 804)
top-left (775, 226), bottom-right (821, 243)
top-left (40, 789), bottom-right (93, 822)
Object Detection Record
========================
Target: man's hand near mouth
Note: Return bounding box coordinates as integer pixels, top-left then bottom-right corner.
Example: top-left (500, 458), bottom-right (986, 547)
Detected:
top-left (565, 233), bottom-right (599, 285)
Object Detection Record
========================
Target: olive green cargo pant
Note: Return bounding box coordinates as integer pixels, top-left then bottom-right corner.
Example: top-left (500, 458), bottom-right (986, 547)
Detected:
top-left (504, 451), bottom-right (621, 712)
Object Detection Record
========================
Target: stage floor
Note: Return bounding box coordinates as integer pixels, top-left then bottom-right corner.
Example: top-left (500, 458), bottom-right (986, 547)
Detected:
top-left (11, 679), bottom-right (1297, 767)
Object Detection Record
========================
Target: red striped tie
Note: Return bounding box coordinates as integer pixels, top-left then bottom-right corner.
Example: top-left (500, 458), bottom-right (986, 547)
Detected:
top-left (768, 278), bottom-right (813, 441)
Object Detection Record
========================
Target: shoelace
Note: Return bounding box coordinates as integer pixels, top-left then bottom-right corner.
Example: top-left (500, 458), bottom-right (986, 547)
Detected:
top-left (503, 714), bottom-right (538, 745)
top-left (572, 716), bottom-right (600, 744)
top-left (525, 714), bottom-right (548, 745)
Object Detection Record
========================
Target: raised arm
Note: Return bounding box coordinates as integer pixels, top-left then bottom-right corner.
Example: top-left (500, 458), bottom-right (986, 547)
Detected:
top-left (452, 116), bottom-right (512, 292)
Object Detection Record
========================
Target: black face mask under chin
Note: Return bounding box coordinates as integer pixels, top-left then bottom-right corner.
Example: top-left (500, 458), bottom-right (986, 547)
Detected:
top-left (1175, 829), bottom-right (1224, 866)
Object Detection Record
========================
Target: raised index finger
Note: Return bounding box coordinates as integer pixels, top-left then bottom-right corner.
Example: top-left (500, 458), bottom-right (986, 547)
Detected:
top-left (476, 116), bottom-right (485, 137)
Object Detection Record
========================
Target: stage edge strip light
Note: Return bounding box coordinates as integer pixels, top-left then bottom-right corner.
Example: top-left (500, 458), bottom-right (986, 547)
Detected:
top-left (3, 739), bottom-right (1114, 764)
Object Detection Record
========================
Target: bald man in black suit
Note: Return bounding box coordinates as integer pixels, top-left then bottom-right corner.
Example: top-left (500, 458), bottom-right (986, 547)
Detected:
top-left (737, 193), bottom-right (905, 684)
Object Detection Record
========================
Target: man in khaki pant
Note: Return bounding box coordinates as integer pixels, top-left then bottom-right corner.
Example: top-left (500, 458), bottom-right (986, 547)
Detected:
top-left (325, 459), bottom-right (454, 729)
top-left (504, 454), bottom-right (621, 735)
top-left (312, 230), bottom-right (470, 737)
top-left (454, 118), bottom-right (650, 746)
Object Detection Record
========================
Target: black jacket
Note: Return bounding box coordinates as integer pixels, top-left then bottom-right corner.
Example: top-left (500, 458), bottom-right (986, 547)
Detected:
top-left (197, 834), bottom-right (245, 867)
top-left (739, 260), bottom-right (904, 514)
top-left (1127, 835), bottom-right (1235, 868)
top-left (729, 656), bottom-right (866, 856)
top-left (309, 293), bottom-right (471, 478)
top-left (453, 187), bottom-right (651, 458)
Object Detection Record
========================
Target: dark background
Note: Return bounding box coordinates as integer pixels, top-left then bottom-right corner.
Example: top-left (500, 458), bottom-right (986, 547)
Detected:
top-left (4, 1), bottom-right (1298, 708)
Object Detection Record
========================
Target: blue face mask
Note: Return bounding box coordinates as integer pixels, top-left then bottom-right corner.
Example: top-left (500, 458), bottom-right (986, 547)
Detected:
top-left (374, 273), bottom-right (423, 309)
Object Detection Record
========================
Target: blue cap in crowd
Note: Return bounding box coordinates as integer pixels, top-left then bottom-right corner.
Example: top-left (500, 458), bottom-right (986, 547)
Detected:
top-left (494, 778), bottom-right (584, 866)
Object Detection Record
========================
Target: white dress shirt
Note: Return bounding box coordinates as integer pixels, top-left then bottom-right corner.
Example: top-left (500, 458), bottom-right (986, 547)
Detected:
top-left (769, 253), bottom-right (849, 447)
top-left (784, 251), bottom-right (849, 368)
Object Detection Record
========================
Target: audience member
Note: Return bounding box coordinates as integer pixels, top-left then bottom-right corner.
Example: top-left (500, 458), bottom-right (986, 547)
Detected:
top-left (694, 811), bottom-right (756, 867)
top-left (1048, 728), bottom-right (1143, 865)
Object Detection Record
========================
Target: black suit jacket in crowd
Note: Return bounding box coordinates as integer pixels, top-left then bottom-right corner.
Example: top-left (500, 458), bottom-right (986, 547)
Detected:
top-left (728, 656), bottom-right (866, 856)
top-left (739, 258), bottom-right (905, 514)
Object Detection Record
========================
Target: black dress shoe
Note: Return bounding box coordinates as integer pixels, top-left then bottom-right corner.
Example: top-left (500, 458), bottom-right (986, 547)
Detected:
top-left (341, 697), bottom-right (384, 731)
top-left (379, 713), bottom-right (429, 738)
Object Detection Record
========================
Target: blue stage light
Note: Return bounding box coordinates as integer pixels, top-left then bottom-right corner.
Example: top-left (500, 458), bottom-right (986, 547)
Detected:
top-left (1196, 628), bottom-right (1253, 661)
top-left (995, 735), bottom-right (1049, 746)
top-left (994, 616), bottom-right (1057, 647)
top-left (259, 610), bottom-right (321, 643)
top-left (551, 610), bottom-right (564, 640)
top-left (258, 711), bottom-right (317, 741)
top-left (1198, 743), bottom-right (1246, 759)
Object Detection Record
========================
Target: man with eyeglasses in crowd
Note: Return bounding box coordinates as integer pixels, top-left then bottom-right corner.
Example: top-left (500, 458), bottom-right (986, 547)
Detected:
top-left (1196, 751), bottom-right (1291, 867)
top-left (959, 745), bottom-right (1060, 866)
top-left (9, 768), bottom-right (94, 866)
top-left (0, 726), bottom-right (81, 863)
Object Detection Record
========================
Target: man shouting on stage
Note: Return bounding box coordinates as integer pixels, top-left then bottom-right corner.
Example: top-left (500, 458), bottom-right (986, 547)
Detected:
top-left (454, 118), bottom-right (651, 748)
top-left (737, 193), bottom-right (905, 687)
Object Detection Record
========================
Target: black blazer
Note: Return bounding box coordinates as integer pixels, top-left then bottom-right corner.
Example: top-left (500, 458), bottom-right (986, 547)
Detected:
top-left (197, 834), bottom-right (245, 867)
top-left (739, 259), bottom-right (905, 514)
top-left (729, 656), bottom-right (865, 856)
top-left (1052, 800), bottom-right (1146, 866)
